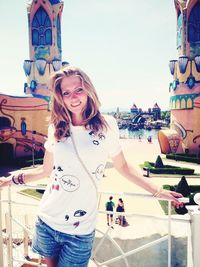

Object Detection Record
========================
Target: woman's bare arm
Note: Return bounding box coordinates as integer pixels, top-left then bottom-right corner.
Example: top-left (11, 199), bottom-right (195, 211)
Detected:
top-left (112, 151), bottom-right (183, 205)
top-left (0, 150), bottom-right (53, 187)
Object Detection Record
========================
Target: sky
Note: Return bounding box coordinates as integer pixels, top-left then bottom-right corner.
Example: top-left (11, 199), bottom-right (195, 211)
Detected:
top-left (0, 0), bottom-right (178, 112)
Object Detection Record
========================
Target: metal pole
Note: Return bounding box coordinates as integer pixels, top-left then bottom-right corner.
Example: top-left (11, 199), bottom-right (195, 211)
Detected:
top-left (7, 186), bottom-right (13, 267)
top-left (0, 189), bottom-right (4, 267)
top-left (187, 217), bottom-right (193, 267)
top-left (97, 192), bottom-right (101, 210)
top-left (32, 134), bottom-right (35, 168)
top-left (32, 130), bottom-right (36, 168)
top-left (23, 214), bottom-right (29, 259)
top-left (168, 201), bottom-right (172, 267)
top-left (189, 208), bottom-right (200, 267)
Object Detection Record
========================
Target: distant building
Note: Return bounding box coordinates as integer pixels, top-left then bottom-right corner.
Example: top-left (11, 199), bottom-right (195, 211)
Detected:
top-left (152, 103), bottom-right (161, 120)
top-left (130, 103), bottom-right (161, 120)
top-left (130, 103), bottom-right (138, 116)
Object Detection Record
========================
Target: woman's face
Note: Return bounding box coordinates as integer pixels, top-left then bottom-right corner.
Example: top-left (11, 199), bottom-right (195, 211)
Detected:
top-left (60, 75), bottom-right (88, 119)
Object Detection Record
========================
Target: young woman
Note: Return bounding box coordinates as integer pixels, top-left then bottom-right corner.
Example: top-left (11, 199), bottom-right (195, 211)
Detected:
top-left (0, 66), bottom-right (183, 267)
top-left (116, 198), bottom-right (128, 227)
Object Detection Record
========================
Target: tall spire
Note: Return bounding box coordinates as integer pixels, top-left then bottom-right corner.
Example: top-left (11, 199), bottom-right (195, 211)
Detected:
top-left (23, 0), bottom-right (68, 99)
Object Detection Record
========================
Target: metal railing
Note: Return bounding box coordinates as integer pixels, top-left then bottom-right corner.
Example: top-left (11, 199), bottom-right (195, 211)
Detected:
top-left (0, 185), bottom-right (197, 267)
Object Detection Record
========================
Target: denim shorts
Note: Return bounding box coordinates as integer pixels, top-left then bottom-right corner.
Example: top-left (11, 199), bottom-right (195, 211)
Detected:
top-left (32, 217), bottom-right (95, 267)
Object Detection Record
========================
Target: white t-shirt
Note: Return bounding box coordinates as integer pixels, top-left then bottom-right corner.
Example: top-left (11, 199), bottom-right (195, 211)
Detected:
top-left (38, 115), bottom-right (122, 235)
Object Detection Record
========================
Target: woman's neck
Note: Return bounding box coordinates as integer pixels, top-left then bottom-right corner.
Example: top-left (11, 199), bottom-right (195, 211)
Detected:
top-left (72, 114), bottom-right (84, 126)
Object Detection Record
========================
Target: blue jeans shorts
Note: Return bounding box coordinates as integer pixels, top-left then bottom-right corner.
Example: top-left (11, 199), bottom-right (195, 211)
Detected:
top-left (32, 217), bottom-right (95, 267)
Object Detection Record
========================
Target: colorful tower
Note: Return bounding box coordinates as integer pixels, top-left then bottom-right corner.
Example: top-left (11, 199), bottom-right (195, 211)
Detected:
top-left (158, 0), bottom-right (200, 154)
top-left (0, 0), bottom-right (69, 163)
top-left (152, 103), bottom-right (161, 120)
top-left (130, 103), bottom-right (139, 115)
top-left (23, 0), bottom-right (68, 98)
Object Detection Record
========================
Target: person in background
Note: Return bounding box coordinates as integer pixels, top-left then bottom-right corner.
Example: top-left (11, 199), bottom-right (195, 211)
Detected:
top-left (116, 198), bottom-right (128, 227)
top-left (0, 66), bottom-right (183, 267)
top-left (105, 196), bottom-right (115, 228)
top-left (147, 135), bottom-right (152, 143)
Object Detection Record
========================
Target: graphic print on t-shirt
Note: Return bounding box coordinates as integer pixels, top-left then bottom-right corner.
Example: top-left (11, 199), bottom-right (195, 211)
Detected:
top-left (92, 164), bottom-right (105, 180)
top-left (64, 210), bottom-right (87, 222)
top-left (74, 210), bottom-right (87, 217)
top-left (52, 178), bottom-right (60, 191)
top-left (51, 165), bottom-right (63, 191)
top-left (51, 165), bottom-right (80, 192)
top-left (98, 133), bottom-right (105, 140)
top-left (65, 214), bottom-right (69, 221)
top-left (89, 131), bottom-right (105, 146)
top-left (73, 221), bottom-right (80, 228)
top-left (60, 175), bottom-right (80, 192)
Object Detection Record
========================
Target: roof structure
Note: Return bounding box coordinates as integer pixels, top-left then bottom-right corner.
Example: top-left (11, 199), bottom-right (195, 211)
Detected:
top-left (49, 0), bottom-right (62, 4)
top-left (153, 103), bottom-right (160, 109)
top-left (27, 0), bottom-right (62, 6)
top-left (131, 103), bottom-right (137, 108)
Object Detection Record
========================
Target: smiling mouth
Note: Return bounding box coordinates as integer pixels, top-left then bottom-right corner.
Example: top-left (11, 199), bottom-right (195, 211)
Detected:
top-left (71, 102), bottom-right (81, 107)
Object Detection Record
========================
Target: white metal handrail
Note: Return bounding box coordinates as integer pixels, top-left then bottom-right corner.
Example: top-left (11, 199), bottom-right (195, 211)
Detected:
top-left (0, 185), bottom-right (193, 267)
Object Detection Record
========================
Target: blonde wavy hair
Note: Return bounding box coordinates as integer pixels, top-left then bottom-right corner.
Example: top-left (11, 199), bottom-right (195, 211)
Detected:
top-left (49, 66), bottom-right (107, 140)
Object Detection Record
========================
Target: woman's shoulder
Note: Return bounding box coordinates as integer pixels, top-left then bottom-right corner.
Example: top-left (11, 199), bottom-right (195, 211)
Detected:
top-left (47, 123), bottom-right (55, 135)
top-left (102, 114), bottom-right (118, 127)
top-left (48, 123), bottom-right (55, 131)
top-left (46, 123), bottom-right (56, 141)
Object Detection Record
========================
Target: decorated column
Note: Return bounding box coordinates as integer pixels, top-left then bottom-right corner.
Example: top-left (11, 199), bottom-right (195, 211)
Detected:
top-left (158, 0), bottom-right (200, 155)
top-left (23, 0), bottom-right (68, 99)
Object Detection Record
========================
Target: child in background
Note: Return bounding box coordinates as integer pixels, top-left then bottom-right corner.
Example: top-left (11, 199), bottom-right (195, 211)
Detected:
top-left (105, 196), bottom-right (115, 228)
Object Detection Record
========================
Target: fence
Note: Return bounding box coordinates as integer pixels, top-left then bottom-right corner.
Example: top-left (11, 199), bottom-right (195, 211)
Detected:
top-left (0, 185), bottom-right (199, 267)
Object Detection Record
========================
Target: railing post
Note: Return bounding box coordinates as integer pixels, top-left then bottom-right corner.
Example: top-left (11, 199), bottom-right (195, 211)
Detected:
top-left (168, 201), bottom-right (172, 267)
top-left (6, 186), bottom-right (13, 267)
top-left (187, 206), bottom-right (200, 267)
top-left (24, 214), bottom-right (29, 260)
top-left (0, 188), bottom-right (4, 267)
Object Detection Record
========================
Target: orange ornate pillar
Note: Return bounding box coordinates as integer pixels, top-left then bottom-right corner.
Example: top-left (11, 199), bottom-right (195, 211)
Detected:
top-left (159, 0), bottom-right (200, 155)
top-left (23, 0), bottom-right (69, 99)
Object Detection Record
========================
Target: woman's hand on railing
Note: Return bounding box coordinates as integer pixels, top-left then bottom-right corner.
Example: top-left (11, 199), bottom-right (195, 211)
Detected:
top-left (0, 176), bottom-right (12, 187)
top-left (0, 173), bottom-right (26, 187)
top-left (154, 189), bottom-right (184, 208)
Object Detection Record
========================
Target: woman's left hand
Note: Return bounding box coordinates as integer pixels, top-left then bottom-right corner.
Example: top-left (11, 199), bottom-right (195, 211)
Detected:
top-left (157, 189), bottom-right (184, 208)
